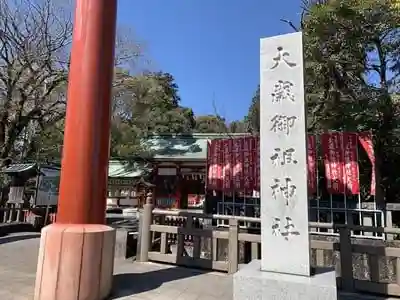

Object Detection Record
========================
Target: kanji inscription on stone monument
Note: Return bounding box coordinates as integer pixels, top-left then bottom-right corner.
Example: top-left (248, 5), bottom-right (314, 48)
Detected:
top-left (270, 115), bottom-right (297, 135)
top-left (270, 177), bottom-right (296, 206)
top-left (271, 80), bottom-right (295, 103)
top-left (260, 32), bottom-right (311, 276)
top-left (270, 147), bottom-right (298, 166)
top-left (270, 46), bottom-right (297, 69)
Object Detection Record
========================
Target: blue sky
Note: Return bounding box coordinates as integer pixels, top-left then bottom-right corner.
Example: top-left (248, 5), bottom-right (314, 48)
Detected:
top-left (117, 0), bottom-right (303, 121)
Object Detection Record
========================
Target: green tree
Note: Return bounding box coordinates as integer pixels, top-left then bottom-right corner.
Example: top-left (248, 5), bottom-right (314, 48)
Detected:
top-left (240, 0), bottom-right (399, 202)
top-left (229, 120), bottom-right (248, 133)
top-left (194, 115), bottom-right (228, 133)
top-left (29, 69), bottom-right (195, 161)
top-left (109, 71), bottom-right (196, 158)
top-left (28, 120), bottom-right (65, 162)
top-left (301, 0), bottom-right (400, 202)
top-left (244, 86), bottom-right (260, 133)
top-left (146, 72), bottom-right (193, 132)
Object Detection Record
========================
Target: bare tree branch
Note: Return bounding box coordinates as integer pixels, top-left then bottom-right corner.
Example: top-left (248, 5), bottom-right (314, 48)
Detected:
top-left (211, 94), bottom-right (234, 139)
top-left (280, 19), bottom-right (300, 32)
top-left (0, 0), bottom-right (147, 160)
top-left (0, 0), bottom-right (72, 158)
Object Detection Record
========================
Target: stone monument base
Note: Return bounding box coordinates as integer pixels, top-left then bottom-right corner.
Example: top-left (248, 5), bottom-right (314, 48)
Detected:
top-left (34, 224), bottom-right (116, 300)
top-left (233, 260), bottom-right (338, 300)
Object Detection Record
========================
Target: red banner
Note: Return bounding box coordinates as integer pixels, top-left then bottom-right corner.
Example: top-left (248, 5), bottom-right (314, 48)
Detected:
top-left (232, 138), bottom-right (243, 190)
top-left (207, 140), bottom-right (223, 190)
top-left (206, 141), bottom-right (214, 188)
top-left (216, 140), bottom-right (223, 190)
top-left (253, 137), bottom-right (260, 191)
top-left (242, 137), bottom-right (254, 191)
top-left (207, 133), bottom-right (368, 195)
top-left (222, 139), bottom-right (233, 190)
top-left (358, 132), bottom-right (375, 195)
top-left (206, 141), bottom-right (214, 189)
top-left (342, 133), bottom-right (360, 194)
top-left (321, 132), bottom-right (345, 194)
top-left (307, 135), bottom-right (317, 194)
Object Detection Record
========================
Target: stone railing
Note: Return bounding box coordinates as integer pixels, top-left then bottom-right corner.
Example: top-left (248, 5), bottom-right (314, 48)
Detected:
top-left (0, 205), bottom-right (57, 228)
top-left (137, 206), bottom-right (400, 297)
top-left (0, 205), bottom-right (28, 223)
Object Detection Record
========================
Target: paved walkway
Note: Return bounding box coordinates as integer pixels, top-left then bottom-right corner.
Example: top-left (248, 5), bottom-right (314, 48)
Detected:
top-left (0, 232), bottom-right (232, 300)
top-left (112, 263), bottom-right (232, 300)
top-left (0, 232), bottom-right (397, 300)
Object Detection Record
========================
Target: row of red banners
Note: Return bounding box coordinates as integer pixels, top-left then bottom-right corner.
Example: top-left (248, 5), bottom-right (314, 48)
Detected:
top-left (207, 132), bottom-right (375, 195)
top-left (207, 136), bottom-right (261, 192)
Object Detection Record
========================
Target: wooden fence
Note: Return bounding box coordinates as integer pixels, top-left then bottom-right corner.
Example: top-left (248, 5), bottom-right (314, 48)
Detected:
top-left (138, 204), bottom-right (400, 297)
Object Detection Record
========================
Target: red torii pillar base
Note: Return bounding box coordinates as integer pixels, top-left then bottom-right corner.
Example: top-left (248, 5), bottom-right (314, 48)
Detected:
top-left (34, 224), bottom-right (116, 300)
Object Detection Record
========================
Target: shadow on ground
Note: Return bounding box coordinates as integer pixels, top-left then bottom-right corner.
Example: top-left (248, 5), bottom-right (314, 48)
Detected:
top-left (110, 265), bottom-right (209, 298)
top-left (0, 223), bottom-right (36, 236)
top-left (0, 233), bottom-right (40, 245)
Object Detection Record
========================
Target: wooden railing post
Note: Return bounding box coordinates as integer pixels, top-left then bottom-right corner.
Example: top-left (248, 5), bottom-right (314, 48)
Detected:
top-left (228, 218), bottom-right (239, 274)
top-left (339, 226), bottom-right (354, 292)
top-left (138, 192), bottom-right (153, 262)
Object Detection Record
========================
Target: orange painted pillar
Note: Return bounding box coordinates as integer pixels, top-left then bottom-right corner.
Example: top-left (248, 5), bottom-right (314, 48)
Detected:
top-left (34, 2), bottom-right (118, 299)
top-left (56, 0), bottom-right (117, 224)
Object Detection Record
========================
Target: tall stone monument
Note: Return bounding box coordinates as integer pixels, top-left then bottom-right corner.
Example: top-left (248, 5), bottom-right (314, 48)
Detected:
top-left (233, 32), bottom-right (338, 300)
